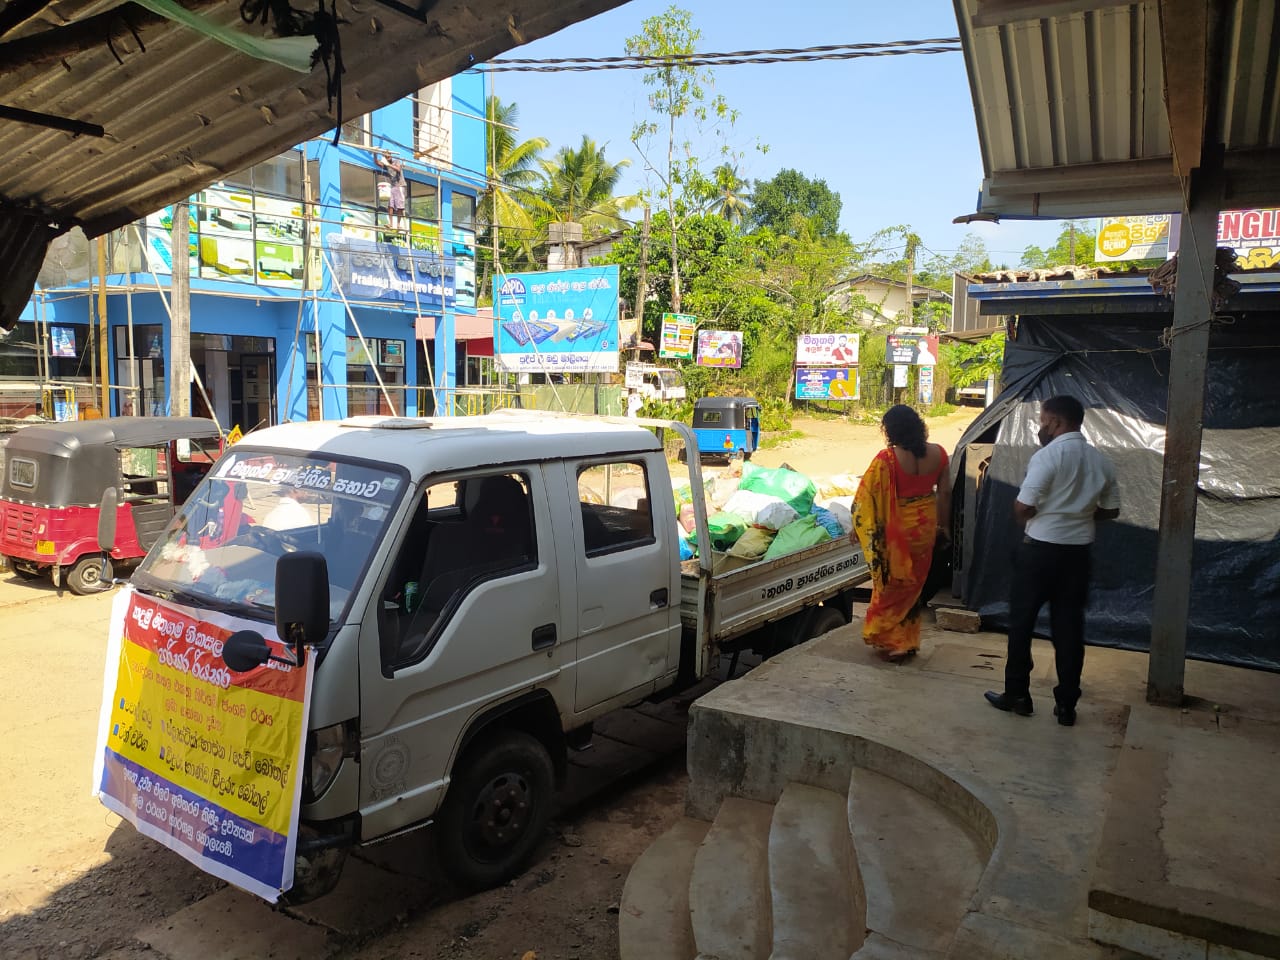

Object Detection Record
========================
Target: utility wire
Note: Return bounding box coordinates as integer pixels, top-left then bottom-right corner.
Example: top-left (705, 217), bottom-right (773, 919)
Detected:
top-left (479, 42), bottom-right (961, 73)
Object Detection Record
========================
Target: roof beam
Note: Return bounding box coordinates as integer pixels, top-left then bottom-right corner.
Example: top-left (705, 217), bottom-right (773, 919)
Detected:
top-left (970, 0), bottom-right (1134, 29)
top-left (1158, 0), bottom-right (1212, 176)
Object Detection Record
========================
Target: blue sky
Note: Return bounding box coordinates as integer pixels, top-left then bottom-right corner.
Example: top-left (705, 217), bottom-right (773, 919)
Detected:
top-left (490, 0), bottom-right (1067, 268)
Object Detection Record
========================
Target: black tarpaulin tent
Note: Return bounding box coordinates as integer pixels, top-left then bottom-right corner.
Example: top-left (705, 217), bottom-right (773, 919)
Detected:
top-left (951, 296), bottom-right (1280, 671)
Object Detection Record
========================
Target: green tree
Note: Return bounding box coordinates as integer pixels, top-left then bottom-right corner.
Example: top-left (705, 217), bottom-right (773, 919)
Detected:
top-left (626, 5), bottom-right (745, 312)
top-left (707, 163), bottom-right (751, 226)
top-left (1020, 220), bottom-right (1098, 268)
top-left (748, 168), bottom-right (842, 238)
top-left (533, 135), bottom-right (637, 235)
top-left (478, 96), bottom-right (548, 296)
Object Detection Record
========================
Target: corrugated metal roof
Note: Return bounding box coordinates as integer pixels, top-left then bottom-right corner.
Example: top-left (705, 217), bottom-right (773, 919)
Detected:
top-left (955, 0), bottom-right (1280, 218)
top-left (0, 0), bottom-right (625, 236)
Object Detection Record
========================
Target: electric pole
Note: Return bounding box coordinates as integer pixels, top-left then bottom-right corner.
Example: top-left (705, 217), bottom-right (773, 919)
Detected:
top-left (635, 206), bottom-right (651, 351)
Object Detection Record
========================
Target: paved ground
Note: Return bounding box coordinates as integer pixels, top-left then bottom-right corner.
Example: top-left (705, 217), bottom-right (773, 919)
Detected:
top-left (685, 615), bottom-right (1280, 959)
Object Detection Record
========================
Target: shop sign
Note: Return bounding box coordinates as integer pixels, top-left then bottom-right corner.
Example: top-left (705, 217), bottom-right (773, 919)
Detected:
top-left (327, 236), bottom-right (456, 309)
top-left (492, 266), bottom-right (620, 374)
top-left (659, 314), bottom-right (697, 360)
top-left (1095, 216), bottom-right (1173, 262)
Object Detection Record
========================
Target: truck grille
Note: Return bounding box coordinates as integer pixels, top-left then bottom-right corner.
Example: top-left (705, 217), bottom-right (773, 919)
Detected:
top-left (2, 504), bottom-right (36, 547)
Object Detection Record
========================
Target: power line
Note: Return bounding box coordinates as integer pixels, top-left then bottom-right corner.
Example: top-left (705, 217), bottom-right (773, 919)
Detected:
top-left (478, 39), bottom-right (961, 73)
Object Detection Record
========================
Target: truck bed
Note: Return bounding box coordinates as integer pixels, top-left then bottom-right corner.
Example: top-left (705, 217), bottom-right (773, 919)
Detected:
top-left (679, 535), bottom-right (870, 646)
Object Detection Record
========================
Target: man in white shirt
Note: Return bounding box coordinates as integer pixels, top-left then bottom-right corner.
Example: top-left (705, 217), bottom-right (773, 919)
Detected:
top-left (985, 395), bottom-right (1119, 726)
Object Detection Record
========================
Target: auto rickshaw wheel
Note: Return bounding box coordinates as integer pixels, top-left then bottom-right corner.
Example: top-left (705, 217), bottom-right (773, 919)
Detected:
top-left (8, 560), bottom-right (40, 580)
top-left (67, 555), bottom-right (112, 595)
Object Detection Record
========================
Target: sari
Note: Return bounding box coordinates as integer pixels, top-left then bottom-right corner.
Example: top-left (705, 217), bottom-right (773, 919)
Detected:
top-left (852, 448), bottom-right (938, 656)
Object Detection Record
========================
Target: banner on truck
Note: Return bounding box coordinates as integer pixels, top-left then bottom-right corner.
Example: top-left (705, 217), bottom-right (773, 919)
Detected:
top-left (493, 266), bottom-right (620, 373)
top-left (795, 332), bottom-right (859, 366)
top-left (795, 366), bottom-right (860, 400)
top-left (696, 330), bottom-right (743, 368)
top-left (93, 588), bottom-right (313, 902)
top-left (659, 313), bottom-right (697, 360)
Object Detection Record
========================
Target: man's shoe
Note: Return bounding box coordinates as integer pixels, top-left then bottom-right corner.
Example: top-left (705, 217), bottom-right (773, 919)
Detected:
top-left (984, 691), bottom-right (1034, 716)
top-left (1053, 705), bottom-right (1076, 726)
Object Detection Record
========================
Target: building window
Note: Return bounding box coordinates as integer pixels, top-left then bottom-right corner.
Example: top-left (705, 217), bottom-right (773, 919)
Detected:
top-left (341, 115), bottom-right (371, 147)
top-left (340, 161), bottom-right (378, 211)
top-left (451, 192), bottom-right (476, 232)
top-left (413, 80), bottom-right (452, 161)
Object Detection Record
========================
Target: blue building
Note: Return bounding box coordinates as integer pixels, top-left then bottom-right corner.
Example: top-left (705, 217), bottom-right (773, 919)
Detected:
top-left (3, 72), bottom-right (488, 427)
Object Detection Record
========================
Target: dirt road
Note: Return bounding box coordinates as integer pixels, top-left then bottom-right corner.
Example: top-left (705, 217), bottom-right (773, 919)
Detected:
top-left (0, 411), bottom-right (969, 960)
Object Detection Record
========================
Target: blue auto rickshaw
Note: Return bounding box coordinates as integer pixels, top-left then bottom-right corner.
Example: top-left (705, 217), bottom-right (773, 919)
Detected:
top-left (690, 397), bottom-right (761, 462)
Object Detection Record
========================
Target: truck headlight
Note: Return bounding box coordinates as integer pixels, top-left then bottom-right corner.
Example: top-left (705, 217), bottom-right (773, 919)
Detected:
top-left (306, 723), bottom-right (349, 801)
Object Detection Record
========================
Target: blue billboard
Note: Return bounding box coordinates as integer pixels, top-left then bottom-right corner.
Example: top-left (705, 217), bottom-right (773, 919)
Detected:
top-left (796, 367), bottom-right (860, 401)
top-left (493, 266), bottom-right (620, 373)
top-left (326, 236), bottom-right (456, 309)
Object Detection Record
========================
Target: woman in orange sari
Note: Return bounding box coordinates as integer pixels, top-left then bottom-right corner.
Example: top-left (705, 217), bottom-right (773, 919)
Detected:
top-left (851, 405), bottom-right (952, 661)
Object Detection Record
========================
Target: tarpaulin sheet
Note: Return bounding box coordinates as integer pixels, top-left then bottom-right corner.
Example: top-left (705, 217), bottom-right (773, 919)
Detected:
top-left (952, 315), bottom-right (1280, 670)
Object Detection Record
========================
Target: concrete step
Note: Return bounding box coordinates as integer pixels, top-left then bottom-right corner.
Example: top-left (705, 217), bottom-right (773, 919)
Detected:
top-left (847, 767), bottom-right (986, 956)
top-left (853, 932), bottom-right (945, 959)
top-left (689, 797), bottom-right (775, 960)
top-left (619, 817), bottom-right (710, 960)
top-left (768, 782), bottom-right (866, 960)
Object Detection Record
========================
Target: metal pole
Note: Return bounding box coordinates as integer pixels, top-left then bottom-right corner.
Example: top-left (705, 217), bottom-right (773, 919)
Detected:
top-left (97, 236), bottom-right (109, 413)
top-left (126, 284), bottom-right (135, 414)
top-left (170, 201), bottom-right (192, 416)
top-left (1147, 155), bottom-right (1224, 706)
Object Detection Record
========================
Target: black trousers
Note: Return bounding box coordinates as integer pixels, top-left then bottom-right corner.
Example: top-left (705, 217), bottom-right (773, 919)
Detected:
top-left (1005, 537), bottom-right (1092, 708)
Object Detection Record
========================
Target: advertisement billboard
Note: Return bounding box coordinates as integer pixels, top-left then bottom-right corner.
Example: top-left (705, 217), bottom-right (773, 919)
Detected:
top-left (1218, 209), bottom-right (1280, 270)
top-left (795, 332), bottom-right (859, 366)
top-left (493, 266), bottom-right (620, 373)
top-left (1095, 215), bottom-right (1173, 262)
top-left (659, 313), bottom-right (696, 360)
top-left (886, 334), bottom-right (939, 366)
top-left (795, 367), bottom-right (859, 400)
top-left (696, 330), bottom-right (743, 368)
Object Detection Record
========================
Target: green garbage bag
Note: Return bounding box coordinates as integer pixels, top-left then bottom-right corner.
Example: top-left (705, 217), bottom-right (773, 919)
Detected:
top-left (762, 515), bottom-right (832, 562)
top-left (688, 512), bottom-right (750, 552)
top-left (740, 463), bottom-right (817, 517)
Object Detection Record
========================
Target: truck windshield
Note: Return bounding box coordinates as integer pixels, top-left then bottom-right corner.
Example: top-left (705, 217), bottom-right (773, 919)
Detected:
top-left (133, 449), bottom-right (406, 624)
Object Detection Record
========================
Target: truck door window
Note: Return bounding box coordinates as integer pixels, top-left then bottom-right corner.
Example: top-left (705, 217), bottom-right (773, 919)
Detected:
top-left (381, 470), bottom-right (538, 673)
top-left (577, 461), bottom-right (654, 557)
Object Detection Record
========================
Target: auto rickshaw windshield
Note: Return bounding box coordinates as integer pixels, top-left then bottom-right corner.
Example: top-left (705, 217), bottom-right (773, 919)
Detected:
top-left (133, 450), bottom-right (407, 624)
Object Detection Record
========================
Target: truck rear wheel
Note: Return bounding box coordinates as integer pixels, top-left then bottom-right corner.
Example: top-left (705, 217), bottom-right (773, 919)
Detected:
top-left (8, 560), bottom-right (39, 580)
top-left (807, 605), bottom-right (847, 640)
top-left (436, 730), bottom-right (555, 891)
top-left (67, 555), bottom-right (112, 595)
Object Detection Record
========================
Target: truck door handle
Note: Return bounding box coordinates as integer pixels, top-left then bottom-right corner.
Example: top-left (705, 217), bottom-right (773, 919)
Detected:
top-left (650, 588), bottom-right (668, 608)
top-left (532, 623), bottom-right (557, 650)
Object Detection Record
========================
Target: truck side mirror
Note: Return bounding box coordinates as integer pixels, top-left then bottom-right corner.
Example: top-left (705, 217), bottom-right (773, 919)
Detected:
top-left (275, 552), bottom-right (330, 656)
top-left (98, 487), bottom-right (119, 553)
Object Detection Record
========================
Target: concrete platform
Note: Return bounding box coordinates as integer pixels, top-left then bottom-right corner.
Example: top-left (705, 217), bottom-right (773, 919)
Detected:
top-left (686, 618), bottom-right (1280, 960)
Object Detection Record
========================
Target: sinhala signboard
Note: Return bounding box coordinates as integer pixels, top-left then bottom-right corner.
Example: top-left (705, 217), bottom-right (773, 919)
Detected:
top-left (1095, 216), bottom-right (1173, 262)
top-left (326, 236), bottom-right (456, 309)
top-left (796, 367), bottom-right (860, 400)
top-left (493, 266), bottom-right (620, 373)
top-left (659, 313), bottom-right (697, 360)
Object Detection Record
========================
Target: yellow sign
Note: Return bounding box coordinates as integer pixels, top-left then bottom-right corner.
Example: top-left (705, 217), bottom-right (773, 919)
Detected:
top-left (226, 425), bottom-right (244, 445)
top-left (1095, 216), bottom-right (1171, 261)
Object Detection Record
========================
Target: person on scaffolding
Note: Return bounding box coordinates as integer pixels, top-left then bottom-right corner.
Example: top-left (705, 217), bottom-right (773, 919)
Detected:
top-left (375, 151), bottom-right (407, 240)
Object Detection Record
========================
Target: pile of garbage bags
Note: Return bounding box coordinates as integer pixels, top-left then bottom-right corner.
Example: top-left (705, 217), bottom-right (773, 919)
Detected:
top-left (674, 462), bottom-right (859, 570)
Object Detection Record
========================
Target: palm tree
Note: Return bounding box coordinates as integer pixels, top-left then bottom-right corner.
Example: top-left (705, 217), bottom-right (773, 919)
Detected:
top-left (480, 97), bottom-right (548, 285)
top-left (534, 136), bottom-right (638, 236)
top-left (708, 164), bottom-right (751, 226)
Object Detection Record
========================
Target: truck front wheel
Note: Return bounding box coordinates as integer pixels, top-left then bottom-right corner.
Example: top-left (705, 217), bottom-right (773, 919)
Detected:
top-left (436, 730), bottom-right (555, 890)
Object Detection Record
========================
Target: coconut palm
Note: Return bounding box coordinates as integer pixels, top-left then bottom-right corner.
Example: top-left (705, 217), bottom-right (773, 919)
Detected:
top-left (480, 96), bottom-right (548, 277)
top-left (707, 163), bottom-right (751, 226)
top-left (534, 135), bottom-right (639, 236)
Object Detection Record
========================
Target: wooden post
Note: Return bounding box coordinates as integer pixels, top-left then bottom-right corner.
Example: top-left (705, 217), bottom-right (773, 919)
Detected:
top-left (1147, 157), bottom-right (1223, 706)
top-left (170, 201), bottom-right (192, 416)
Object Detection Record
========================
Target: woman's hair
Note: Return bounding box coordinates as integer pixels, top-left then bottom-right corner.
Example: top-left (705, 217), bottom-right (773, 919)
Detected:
top-left (882, 404), bottom-right (929, 458)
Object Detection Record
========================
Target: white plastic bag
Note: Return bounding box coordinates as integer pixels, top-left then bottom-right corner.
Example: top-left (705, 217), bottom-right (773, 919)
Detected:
top-left (723, 489), bottom-right (800, 531)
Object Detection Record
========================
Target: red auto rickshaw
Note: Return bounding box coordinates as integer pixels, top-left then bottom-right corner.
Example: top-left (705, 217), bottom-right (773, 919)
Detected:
top-left (0, 417), bottom-right (222, 593)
